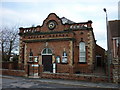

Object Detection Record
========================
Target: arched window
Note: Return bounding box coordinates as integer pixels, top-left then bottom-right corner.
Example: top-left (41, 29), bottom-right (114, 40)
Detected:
top-left (79, 42), bottom-right (86, 63)
top-left (29, 49), bottom-right (33, 62)
top-left (42, 48), bottom-right (52, 55)
top-left (62, 52), bottom-right (67, 63)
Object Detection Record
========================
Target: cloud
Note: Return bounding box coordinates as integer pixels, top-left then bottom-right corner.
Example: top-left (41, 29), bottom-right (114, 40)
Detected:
top-left (1, 7), bottom-right (44, 27)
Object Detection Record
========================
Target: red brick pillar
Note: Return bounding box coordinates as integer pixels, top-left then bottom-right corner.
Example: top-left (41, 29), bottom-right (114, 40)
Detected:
top-left (24, 64), bottom-right (28, 77)
top-left (69, 65), bottom-right (73, 75)
top-left (39, 65), bottom-right (43, 77)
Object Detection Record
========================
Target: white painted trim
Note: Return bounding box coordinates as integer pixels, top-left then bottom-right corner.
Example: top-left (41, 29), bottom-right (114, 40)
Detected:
top-left (41, 48), bottom-right (53, 55)
top-left (41, 53), bottom-right (52, 55)
top-left (32, 64), bottom-right (39, 67)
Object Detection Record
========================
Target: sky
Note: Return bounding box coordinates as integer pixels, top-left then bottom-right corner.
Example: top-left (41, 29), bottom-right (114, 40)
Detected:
top-left (1, 0), bottom-right (119, 50)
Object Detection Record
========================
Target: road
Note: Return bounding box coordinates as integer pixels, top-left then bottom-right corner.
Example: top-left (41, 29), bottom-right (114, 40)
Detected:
top-left (2, 75), bottom-right (87, 89)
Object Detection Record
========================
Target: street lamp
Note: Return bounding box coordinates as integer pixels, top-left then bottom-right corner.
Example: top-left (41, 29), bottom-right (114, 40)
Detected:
top-left (103, 8), bottom-right (111, 82)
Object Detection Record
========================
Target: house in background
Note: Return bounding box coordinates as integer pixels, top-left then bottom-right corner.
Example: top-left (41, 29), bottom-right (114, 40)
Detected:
top-left (108, 20), bottom-right (120, 83)
top-left (18, 13), bottom-right (106, 78)
top-left (95, 44), bottom-right (106, 70)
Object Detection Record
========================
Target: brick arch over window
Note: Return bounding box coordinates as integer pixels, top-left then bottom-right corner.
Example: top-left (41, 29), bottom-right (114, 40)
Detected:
top-left (41, 48), bottom-right (52, 55)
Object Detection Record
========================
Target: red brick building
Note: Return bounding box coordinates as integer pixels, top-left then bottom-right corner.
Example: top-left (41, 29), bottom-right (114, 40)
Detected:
top-left (108, 20), bottom-right (120, 83)
top-left (19, 13), bottom-right (103, 77)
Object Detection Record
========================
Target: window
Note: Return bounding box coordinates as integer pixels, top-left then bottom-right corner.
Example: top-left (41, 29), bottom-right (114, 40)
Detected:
top-left (29, 50), bottom-right (33, 62)
top-left (34, 56), bottom-right (38, 62)
top-left (62, 52), bottom-right (67, 63)
top-left (42, 48), bottom-right (52, 55)
top-left (79, 42), bottom-right (86, 63)
top-left (29, 56), bottom-right (33, 62)
top-left (56, 56), bottom-right (60, 63)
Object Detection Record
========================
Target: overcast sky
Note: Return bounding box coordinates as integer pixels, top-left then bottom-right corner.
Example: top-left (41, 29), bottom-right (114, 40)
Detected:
top-left (1, 0), bottom-right (119, 50)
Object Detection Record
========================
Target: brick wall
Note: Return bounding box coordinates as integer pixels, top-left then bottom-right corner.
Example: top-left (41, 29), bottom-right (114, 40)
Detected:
top-left (56, 64), bottom-right (70, 73)
top-left (41, 73), bottom-right (108, 83)
top-left (73, 64), bottom-right (92, 73)
top-left (2, 69), bottom-right (25, 77)
top-left (2, 62), bottom-right (24, 70)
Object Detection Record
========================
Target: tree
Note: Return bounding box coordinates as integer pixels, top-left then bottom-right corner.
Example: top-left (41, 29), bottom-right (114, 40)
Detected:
top-left (0, 25), bottom-right (19, 61)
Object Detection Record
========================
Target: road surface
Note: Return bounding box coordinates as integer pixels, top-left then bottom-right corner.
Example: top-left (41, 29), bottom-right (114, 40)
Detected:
top-left (2, 75), bottom-right (87, 89)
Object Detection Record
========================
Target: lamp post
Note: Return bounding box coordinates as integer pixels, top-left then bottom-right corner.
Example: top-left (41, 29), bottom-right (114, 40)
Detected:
top-left (103, 8), bottom-right (111, 82)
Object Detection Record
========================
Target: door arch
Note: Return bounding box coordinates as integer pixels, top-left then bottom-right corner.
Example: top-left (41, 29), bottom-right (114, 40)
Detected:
top-left (41, 48), bottom-right (52, 55)
top-left (41, 48), bottom-right (52, 72)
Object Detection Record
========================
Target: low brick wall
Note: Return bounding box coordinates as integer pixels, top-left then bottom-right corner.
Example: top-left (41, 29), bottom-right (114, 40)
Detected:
top-left (56, 64), bottom-right (70, 73)
top-left (41, 73), bottom-right (108, 82)
top-left (2, 69), bottom-right (25, 77)
top-left (2, 62), bottom-right (24, 70)
top-left (1, 69), bottom-right (109, 82)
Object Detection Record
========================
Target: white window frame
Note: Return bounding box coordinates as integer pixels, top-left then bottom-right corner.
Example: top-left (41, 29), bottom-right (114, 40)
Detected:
top-left (62, 52), bottom-right (68, 63)
top-left (79, 42), bottom-right (86, 63)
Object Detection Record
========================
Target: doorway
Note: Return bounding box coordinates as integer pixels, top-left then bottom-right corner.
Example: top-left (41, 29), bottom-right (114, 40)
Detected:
top-left (42, 48), bottom-right (53, 72)
top-left (96, 56), bottom-right (102, 67)
top-left (42, 55), bottom-right (52, 72)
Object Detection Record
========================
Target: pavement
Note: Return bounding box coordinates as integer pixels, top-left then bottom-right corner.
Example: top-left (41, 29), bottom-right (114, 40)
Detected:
top-left (1, 75), bottom-right (120, 89)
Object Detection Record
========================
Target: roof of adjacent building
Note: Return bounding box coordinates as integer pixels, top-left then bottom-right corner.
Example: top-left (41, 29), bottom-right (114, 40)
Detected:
top-left (109, 20), bottom-right (120, 37)
top-left (61, 17), bottom-right (75, 24)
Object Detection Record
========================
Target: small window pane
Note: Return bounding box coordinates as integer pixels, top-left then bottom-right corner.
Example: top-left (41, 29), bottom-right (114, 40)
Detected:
top-left (29, 57), bottom-right (33, 61)
top-left (62, 57), bottom-right (67, 63)
top-left (30, 52), bottom-right (33, 56)
top-left (80, 52), bottom-right (85, 57)
top-left (63, 52), bottom-right (67, 56)
top-left (34, 57), bottom-right (38, 62)
top-left (56, 56), bottom-right (60, 63)
top-left (42, 48), bottom-right (52, 54)
top-left (42, 49), bottom-right (46, 54)
top-left (79, 57), bottom-right (86, 62)
top-left (80, 42), bottom-right (85, 52)
top-left (48, 48), bottom-right (52, 54)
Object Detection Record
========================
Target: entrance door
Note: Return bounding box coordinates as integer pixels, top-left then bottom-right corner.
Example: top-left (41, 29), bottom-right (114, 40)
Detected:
top-left (97, 57), bottom-right (102, 67)
top-left (42, 55), bottom-right (52, 72)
